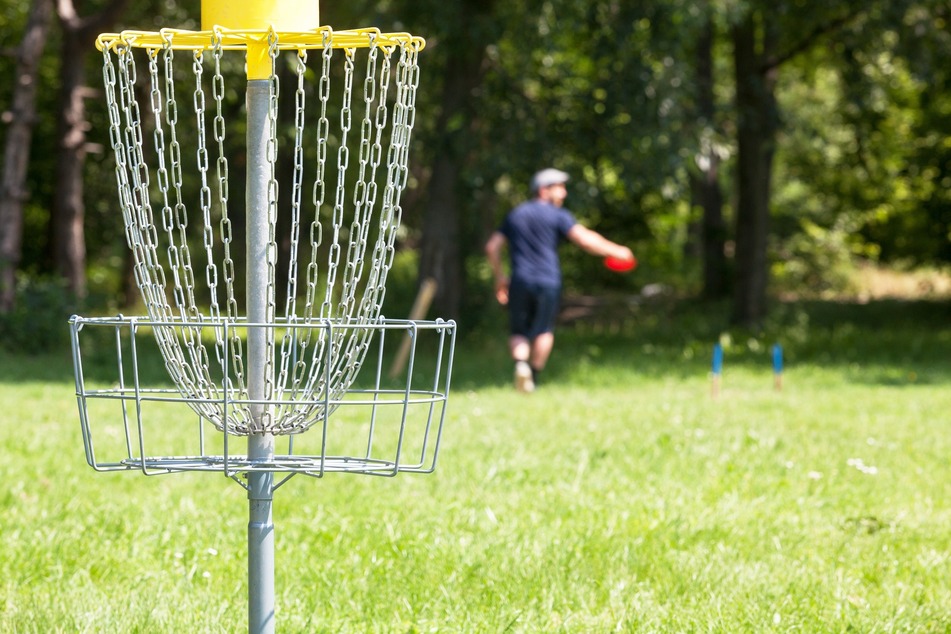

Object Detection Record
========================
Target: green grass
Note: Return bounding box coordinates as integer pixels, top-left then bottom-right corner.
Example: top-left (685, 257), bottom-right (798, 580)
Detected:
top-left (2, 299), bottom-right (950, 632)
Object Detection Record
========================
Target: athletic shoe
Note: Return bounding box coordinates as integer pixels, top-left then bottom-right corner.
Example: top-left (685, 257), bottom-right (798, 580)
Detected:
top-left (514, 361), bottom-right (535, 393)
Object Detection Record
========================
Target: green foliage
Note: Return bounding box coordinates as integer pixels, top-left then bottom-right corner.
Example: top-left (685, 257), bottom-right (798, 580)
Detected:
top-left (864, 3), bottom-right (951, 263)
top-left (776, 27), bottom-right (929, 269)
top-left (5, 0), bottom-right (951, 320)
top-left (0, 275), bottom-right (76, 353)
top-left (770, 219), bottom-right (860, 297)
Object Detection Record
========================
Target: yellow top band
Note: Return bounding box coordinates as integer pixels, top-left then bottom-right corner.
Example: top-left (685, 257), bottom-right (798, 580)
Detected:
top-left (201, 0), bottom-right (319, 32)
top-left (96, 27), bottom-right (426, 79)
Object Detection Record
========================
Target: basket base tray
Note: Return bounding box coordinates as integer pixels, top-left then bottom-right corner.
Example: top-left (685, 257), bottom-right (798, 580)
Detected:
top-left (119, 454), bottom-right (411, 476)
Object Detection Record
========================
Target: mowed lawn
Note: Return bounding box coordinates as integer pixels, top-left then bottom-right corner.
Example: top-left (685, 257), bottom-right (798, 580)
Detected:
top-left (1, 299), bottom-right (950, 632)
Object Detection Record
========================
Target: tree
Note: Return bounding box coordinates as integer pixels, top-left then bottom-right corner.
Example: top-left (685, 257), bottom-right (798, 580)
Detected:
top-left (0, 0), bottom-right (53, 313)
top-left (728, 1), bottom-right (866, 325)
top-left (691, 5), bottom-right (728, 300)
top-left (416, 0), bottom-right (497, 318)
top-left (375, 0), bottom-right (494, 320)
top-left (50, 0), bottom-right (127, 300)
top-left (730, 8), bottom-right (778, 326)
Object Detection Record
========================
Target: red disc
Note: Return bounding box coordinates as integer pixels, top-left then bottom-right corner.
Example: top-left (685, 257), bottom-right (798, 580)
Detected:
top-left (604, 255), bottom-right (636, 272)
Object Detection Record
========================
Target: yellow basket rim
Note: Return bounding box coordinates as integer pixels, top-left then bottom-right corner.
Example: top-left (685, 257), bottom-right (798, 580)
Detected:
top-left (96, 26), bottom-right (425, 53)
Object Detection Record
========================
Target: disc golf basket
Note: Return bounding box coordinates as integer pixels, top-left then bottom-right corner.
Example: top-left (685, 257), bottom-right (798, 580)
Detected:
top-left (68, 2), bottom-right (455, 632)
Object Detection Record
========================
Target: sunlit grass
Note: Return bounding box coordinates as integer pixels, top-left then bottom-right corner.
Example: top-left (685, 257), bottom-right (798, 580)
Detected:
top-left (1, 299), bottom-right (950, 632)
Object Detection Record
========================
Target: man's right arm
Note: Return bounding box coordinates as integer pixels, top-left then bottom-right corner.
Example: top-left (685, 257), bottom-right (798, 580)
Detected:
top-left (484, 231), bottom-right (510, 305)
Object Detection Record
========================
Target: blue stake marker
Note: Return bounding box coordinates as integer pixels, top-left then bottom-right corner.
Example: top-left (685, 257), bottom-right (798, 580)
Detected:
top-left (772, 344), bottom-right (783, 391)
top-left (712, 343), bottom-right (723, 398)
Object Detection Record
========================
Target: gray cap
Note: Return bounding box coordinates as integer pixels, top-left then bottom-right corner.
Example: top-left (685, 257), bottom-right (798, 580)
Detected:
top-left (530, 168), bottom-right (570, 193)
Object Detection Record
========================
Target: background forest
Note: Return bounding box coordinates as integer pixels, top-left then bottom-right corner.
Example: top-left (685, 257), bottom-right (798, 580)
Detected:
top-left (1, 0), bottom-right (950, 350)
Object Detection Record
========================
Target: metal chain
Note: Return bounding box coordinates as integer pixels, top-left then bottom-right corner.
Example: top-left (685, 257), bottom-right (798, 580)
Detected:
top-left (285, 49), bottom-right (308, 317)
top-left (315, 46), bottom-right (359, 415)
top-left (320, 46), bottom-right (354, 322)
top-left (119, 44), bottom-right (174, 325)
top-left (292, 33), bottom-right (335, 424)
top-left (149, 42), bottom-right (201, 393)
top-left (343, 37), bottom-right (380, 313)
top-left (111, 45), bottom-right (158, 316)
top-left (210, 38), bottom-right (232, 289)
top-left (161, 38), bottom-right (233, 424)
top-left (115, 43), bottom-right (221, 423)
top-left (152, 42), bottom-right (185, 321)
top-left (275, 47), bottom-right (310, 413)
top-left (336, 47), bottom-right (363, 324)
top-left (355, 40), bottom-right (393, 325)
top-left (358, 41), bottom-right (419, 327)
top-left (163, 40), bottom-right (196, 330)
top-left (259, 31), bottom-right (281, 423)
top-left (325, 40), bottom-right (380, 393)
top-left (181, 48), bottom-right (223, 403)
top-left (193, 49), bottom-right (217, 315)
top-left (297, 38), bottom-right (356, 424)
top-left (210, 32), bottom-right (247, 403)
top-left (330, 38), bottom-right (389, 396)
top-left (304, 31), bottom-right (333, 323)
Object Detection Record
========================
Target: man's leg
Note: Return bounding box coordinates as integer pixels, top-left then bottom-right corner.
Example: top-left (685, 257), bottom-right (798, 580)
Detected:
top-left (529, 332), bottom-right (554, 371)
top-left (525, 284), bottom-right (560, 385)
top-left (506, 281), bottom-right (537, 393)
top-left (509, 335), bottom-right (531, 363)
top-left (509, 335), bottom-right (535, 392)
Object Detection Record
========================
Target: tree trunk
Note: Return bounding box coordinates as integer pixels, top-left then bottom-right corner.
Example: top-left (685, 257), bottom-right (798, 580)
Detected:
top-left (419, 154), bottom-right (463, 316)
top-left (0, 0), bottom-right (53, 313)
top-left (51, 28), bottom-right (89, 299)
top-left (730, 12), bottom-right (778, 327)
top-left (693, 13), bottom-right (728, 300)
top-left (51, 0), bottom-right (128, 300)
top-left (417, 0), bottom-right (494, 319)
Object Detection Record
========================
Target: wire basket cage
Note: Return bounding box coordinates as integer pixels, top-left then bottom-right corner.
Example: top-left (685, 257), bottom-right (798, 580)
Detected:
top-left (70, 23), bottom-right (454, 454)
top-left (70, 314), bottom-right (455, 482)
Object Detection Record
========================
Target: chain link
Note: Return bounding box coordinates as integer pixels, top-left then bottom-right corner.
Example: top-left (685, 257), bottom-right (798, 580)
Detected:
top-left (210, 31), bottom-right (247, 400)
top-left (275, 47), bottom-right (310, 411)
top-left (321, 45), bottom-right (354, 323)
top-left (304, 33), bottom-right (333, 324)
top-left (160, 43), bottom-right (221, 413)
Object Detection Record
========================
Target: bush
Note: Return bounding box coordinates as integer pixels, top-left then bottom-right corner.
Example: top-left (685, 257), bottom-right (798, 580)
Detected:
top-left (771, 220), bottom-right (858, 297)
top-left (0, 276), bottom-right (76, 354)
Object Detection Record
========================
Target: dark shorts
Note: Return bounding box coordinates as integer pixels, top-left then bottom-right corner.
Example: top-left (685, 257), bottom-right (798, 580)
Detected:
top-left (508, 280), bottom-right (561, 339)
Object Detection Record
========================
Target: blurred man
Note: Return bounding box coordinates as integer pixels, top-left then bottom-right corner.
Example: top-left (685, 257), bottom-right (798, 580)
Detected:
top-left (485, 168), bottom-right (634, 392)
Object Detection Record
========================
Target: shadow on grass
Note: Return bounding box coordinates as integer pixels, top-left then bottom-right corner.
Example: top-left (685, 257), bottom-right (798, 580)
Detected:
top-left (3, 298), bottom-right (950, 389)
top-left (512, 295), bottom-right (951, 389)
top-left (0, 349), bottom-right (77, 384)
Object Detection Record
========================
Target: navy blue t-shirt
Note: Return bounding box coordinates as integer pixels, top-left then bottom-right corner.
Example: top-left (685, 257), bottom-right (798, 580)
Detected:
top-left (499, 200), bottom-right (576, 287)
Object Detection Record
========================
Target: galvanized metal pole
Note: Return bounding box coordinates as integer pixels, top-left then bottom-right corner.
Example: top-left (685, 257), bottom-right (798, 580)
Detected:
top-left (246, 77), bottom-right (276, 634)
top-left (203, 4), bottom-right (322, 630)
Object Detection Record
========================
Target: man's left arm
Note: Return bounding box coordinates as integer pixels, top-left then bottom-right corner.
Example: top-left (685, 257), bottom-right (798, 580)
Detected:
top-left (566, 224), bottom-right (633, 261)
